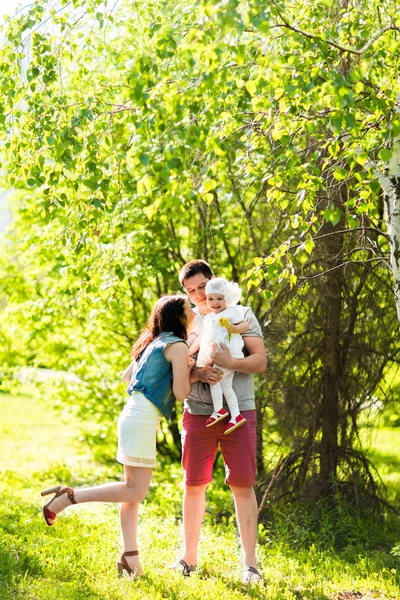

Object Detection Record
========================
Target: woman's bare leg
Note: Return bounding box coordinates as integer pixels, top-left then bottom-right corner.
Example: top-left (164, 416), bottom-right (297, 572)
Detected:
top-left (119, 465), bottom-right (153, 574)
top-left (47, 466), bottom-right (152, 513)
top-left (45, 465), bottom-right (153, 573)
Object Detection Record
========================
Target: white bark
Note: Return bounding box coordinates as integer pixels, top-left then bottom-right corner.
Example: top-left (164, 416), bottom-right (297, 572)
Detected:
top-left (386, 139), bottom-right (400, 325)
top-left (367, 138), bottom-right (400, 325)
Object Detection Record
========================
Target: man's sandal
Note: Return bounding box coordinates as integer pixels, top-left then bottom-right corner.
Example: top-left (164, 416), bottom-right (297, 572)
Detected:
top-left (242, 565), bottom-right (261, 584)
top-left (170, 558), bottom-right (196, 576)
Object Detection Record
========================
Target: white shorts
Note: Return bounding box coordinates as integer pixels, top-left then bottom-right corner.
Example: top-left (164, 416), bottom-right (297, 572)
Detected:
top-left (116, 391), bottom-right (162, 468)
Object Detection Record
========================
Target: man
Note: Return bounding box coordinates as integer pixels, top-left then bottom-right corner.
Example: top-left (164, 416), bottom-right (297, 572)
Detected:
top-left (172, 260), bottom-right (266, 584)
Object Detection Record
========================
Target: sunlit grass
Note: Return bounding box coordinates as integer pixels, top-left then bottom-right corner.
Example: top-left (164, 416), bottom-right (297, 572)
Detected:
top-left (368, 427), bottom-right (400, 510)
top-left (1, 391), bottom-right (400, 599)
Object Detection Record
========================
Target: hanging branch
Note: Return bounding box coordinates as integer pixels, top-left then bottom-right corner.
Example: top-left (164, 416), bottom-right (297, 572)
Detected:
top-left (270, 1), bottom-right (400, 55)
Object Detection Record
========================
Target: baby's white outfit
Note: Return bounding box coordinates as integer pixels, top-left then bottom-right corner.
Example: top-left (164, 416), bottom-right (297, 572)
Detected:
top-left (197, 306), bottom-right (244, 420)
top-left (197, 306), bottom-right (245, 366)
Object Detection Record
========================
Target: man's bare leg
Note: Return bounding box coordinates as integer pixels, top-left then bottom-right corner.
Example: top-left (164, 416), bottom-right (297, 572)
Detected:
top-left (230, 485), bottom-right (258, 568)
top-left (179, 483), bottom-right (208, 566)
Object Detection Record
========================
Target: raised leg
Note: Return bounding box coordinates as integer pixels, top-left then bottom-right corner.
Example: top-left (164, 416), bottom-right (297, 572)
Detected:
top-left (45, 466), bottom-right (153, 514)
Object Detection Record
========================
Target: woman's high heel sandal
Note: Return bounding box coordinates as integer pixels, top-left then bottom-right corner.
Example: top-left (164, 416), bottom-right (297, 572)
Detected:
top-left (116, 551), bottom-right (140, 578)
top-left (41, 485), bottom-right (76, 526)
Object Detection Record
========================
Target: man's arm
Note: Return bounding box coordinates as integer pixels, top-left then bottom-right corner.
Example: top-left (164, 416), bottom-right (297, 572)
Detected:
top-left (212, 336), bottom-right (266, 373)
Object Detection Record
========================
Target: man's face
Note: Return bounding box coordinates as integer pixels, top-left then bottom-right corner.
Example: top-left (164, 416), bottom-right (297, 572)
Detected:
top-left (182, 273), bottom-right (211, 314)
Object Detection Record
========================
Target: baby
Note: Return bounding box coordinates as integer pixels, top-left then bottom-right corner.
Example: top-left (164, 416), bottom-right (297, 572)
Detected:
top-left (189, 277), bottom-right (249, 434)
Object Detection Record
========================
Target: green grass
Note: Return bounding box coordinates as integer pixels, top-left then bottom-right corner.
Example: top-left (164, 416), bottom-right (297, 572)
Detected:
top-left (1, 392), bottom-right (400, 599)
top-left (368, 427), bottom-right (400, 510)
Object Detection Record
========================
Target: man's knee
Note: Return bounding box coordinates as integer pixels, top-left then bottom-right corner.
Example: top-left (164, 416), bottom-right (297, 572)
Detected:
top-left (184, 483), bottom-right (208, 497)
top-left (229, 485), bottom-right (255, 500)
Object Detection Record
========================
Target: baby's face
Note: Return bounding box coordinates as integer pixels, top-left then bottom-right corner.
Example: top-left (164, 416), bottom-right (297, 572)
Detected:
top-left (206, 293), bottom-right (226, 313)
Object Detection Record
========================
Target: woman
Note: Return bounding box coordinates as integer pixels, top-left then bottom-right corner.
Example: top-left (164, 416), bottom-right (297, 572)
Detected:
top-left (41, 294), bottom-right (195, 578)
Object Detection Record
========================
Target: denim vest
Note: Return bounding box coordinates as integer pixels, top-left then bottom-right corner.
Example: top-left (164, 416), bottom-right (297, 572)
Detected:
top-left (127, 332), bottom-right (187, 419)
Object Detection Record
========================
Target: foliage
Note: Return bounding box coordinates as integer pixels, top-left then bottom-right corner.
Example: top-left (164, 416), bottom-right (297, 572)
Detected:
top-left (2, 0), bottom-right (398, 293)
top-left (256, 225), bottom-right (400, 504)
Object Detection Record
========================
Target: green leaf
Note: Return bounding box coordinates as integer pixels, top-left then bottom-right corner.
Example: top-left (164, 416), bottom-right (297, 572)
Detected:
top-left (203, 179), bottom-right (218, 192)
top-left (345, 113), bottom-right (356, 129)
top-left (354, 81), bottom-right (364, 94)
top-left (203, 192), bottom-right (214, 204)
top-left (305, 239), bottom-right (314, 255)
top-left (355, 151), bottom-right (369, 166)
top-left (332, 168), bottom-right (347, 181)
top-left (245, 80), bottom-right (257, 97)
top-left (115, 264), bottom-right (125, 281)
top-left (379, 149), bottom-right (392, 163)
top-left (346, 214), bottom-right (358, 229)
top-left (325, 206), bottom-right (342, 226)
top-left (139, 154), bottom-right (150, 166)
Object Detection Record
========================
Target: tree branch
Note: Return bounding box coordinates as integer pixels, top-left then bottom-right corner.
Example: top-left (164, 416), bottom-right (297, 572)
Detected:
top-left (271, 2), bottom-right (400, 56)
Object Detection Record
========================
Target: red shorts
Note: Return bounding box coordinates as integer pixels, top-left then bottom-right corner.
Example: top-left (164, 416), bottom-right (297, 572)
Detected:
top-left (181, 410), bottom-right (257, 487)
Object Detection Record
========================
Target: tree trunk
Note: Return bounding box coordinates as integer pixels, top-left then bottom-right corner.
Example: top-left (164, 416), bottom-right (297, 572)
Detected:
top-left (367, 135), bottom-right (400, 325)
top-left (386, 140), bottom-right (400, 324)
top-left (319, 218), bottom-right (344, 491)
top-left (255, 400), bottom-right (267, 490)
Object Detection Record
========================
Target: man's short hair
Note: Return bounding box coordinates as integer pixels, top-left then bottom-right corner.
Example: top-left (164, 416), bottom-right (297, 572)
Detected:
top-left (179, 260), bottom-right (213, 285)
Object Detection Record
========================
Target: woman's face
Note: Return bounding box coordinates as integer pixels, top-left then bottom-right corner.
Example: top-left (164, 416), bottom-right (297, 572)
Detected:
top-left (182, 299), bottom-right (196, 329)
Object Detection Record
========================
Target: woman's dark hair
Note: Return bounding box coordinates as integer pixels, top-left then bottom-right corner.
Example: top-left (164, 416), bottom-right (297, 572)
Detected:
top-left (178, 259), bottom-right (213, 285)
top-left (131, 295), bottom-right (188, 360)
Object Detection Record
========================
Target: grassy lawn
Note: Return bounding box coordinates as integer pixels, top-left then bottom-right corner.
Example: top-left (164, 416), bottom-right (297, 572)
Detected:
top-left (1, 391), bottom-right (400, 599)
top-left (368, 427), bottom-right (400, 511)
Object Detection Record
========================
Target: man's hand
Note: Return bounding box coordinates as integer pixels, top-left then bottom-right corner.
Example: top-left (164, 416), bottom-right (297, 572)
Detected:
top-left (212, 343), bottom-right (234, 370)
top-left (190, 362), bottom-right (223, 385)
top-left (212, 338), bottom-right (267, 374)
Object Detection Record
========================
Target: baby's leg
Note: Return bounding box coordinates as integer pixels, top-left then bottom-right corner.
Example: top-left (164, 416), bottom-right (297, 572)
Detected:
top-left (206, 375), bottom-right (230, 426)
top-left (210, 381), bottom-right (224, 414)
top-left (220, 372), bottom-right (240, 420)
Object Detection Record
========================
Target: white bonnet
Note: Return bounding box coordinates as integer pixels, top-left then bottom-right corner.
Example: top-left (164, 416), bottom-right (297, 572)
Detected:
top-left (205, 277), bottom-right (242, 307)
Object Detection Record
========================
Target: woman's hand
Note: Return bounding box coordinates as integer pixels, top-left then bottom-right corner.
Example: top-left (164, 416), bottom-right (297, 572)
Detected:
top-left (189, 357), bottom-right (196, 370)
